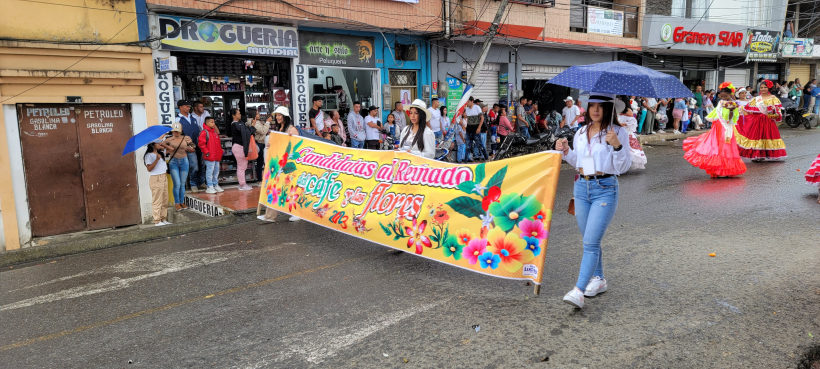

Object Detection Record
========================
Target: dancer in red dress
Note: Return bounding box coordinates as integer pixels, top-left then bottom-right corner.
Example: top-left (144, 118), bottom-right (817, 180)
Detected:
top-left (734, 80), bottom-right (787, 161)
top-left (683, 83), bottom-right (747, 177)
top-left (805, 153), bottom-right (820, 203)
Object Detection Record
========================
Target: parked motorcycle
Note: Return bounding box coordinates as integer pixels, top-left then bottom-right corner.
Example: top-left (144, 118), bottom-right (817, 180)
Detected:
top-left (782, 95), bottom-right (811, 129)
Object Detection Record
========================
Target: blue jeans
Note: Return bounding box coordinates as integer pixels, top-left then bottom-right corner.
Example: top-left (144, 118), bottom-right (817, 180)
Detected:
top-left (169, 157), bottom-right (189, 205)
top-left (480, 132), bottom-right (487, 152)
top-left (518, 126), bottom-right (529, 139)
top-left (681, 120), bottom-right (689, 133)
top-left (573, 176), bottom-right (619, 291)
top-left (187, 151), bottom-right (200, 188)
top-left (456, 144), bottom-right (466, 162)
top-left (350, 139), bottom-right (364, 149)
top-left (434, 131), bottom-right (443, 141)
top-left (466, 132), bottom-right (488, 161)
top-left (204, 160), bottom-right (220, 188)
top-left (814, 98), bottom-right (820, 115)
top-left (694, 107), bottom-right (704, 125)
top-left (803, 96), bottom-right (812, 110)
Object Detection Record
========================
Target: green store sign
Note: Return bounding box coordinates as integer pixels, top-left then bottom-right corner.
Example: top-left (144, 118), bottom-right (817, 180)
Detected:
top-left (299, 31), bottom-right (375, 68)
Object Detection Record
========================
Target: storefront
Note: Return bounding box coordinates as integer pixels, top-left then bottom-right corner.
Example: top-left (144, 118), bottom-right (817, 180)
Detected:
top-left (153, 15), bottom-right (297, 185)
top-left (293, 29), bottom-right (430, 127)
top-left (744, 29), bottom-right (785, 86)
top-left (782, 38), bottom-right (816, 84)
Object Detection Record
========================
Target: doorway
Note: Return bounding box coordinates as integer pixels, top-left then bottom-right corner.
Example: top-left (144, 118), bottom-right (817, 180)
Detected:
top-left (389, 70), bottom-right (417, 110)
top-left (17, 104), bottom-right (142, 237)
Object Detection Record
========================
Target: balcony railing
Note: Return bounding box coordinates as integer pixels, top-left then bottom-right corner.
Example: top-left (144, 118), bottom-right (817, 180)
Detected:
top-left (507, 0), bottom-right (556, 8)
top-left (569, 0), bottom-right (639, 38)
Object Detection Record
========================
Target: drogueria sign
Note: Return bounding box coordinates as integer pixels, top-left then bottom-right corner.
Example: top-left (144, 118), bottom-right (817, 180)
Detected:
top-left (157, 15), bottom-right (298, 57)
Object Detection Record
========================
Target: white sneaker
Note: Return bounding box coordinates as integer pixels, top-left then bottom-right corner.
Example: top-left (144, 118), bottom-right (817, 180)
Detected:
top-left (673, 130), bottom-right (681, 134)
top-left (563, 287), bottom-right (585, 308)
top-left (257, 215), bottom-right (266, 220)
top-left (215, 185), bottom-right (225, 193)
top-left (657, 129), bottom-right (666, 134)
top-left (289, 216), bottom-right (300, 222)
top-left (155, 222), bottom-right (164, 227)
top-left (584, 276), bottom-right (608, 297)
top-left (161, 221), bottom-right (172, 225)
top-left (205, 187), bottom-right (217, 194)
top-left (238, 185), bottom-right (253, 191)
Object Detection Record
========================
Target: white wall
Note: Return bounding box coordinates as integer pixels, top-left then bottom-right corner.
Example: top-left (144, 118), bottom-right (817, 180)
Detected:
top-left (131, 103), bottom-right (155, 223)
top-left (3, 104), bottom-right (31, 247)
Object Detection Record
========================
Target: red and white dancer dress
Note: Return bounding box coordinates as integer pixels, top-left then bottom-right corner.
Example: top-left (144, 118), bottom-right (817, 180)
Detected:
top-left (618, 113), bottom-right (646, 170)
top-left (805, 154), bottom-right (820, 186)
top-left (683, 100), bottom-right (747, 177)
top-left (734, 94), bottom-right (787, 160)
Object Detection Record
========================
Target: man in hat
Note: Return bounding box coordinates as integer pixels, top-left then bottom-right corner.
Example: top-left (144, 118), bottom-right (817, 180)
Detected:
top-left (364, 106), bottom-right (383, 150)
top-left (175, 100), bottom-right (205, 193)
top-left (309, 96), bottom-right (325, 136)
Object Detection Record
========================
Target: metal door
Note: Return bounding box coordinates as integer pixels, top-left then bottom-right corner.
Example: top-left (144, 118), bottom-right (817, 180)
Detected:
top-left (75, 105), bottom-right (141, 230)
top-left (17, 104), bottom-right (87, 236)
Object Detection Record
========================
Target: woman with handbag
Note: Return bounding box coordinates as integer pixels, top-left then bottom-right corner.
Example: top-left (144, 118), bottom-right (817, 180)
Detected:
top-left (144, 140), bottom-right (171, 225)
top-left (230, 108), bottom-right (257, 191)
top-left (251, 109), bottom-right (270, 183)
top-left (555, 93), bottom-right (632, 309)
top-left (163, 122), bottom-right (195, 211)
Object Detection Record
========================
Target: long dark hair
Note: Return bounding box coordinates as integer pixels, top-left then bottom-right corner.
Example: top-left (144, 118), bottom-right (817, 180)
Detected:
top-left (402, 107), bottom-right (428, 151)
top-left (581, 102), bottom-right (615, 144)
top-left (229, 108), bottom-right (241, 122)
top-left (278, 115), bottom-right (292, 133)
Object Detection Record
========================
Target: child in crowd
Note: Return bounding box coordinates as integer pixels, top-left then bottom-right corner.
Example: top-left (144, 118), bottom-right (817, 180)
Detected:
top-left (321, 132), bottom-right (331, 140)
top-left (198, 117), bottom-right (224, 194)
top-left (454, 116), bottom-right (466, 163)
top-left (330, 124), bottom-right (344, 145)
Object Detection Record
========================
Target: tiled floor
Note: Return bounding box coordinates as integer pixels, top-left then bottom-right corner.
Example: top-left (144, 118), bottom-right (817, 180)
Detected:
top-left (188, 183), bottom-right (261, 211)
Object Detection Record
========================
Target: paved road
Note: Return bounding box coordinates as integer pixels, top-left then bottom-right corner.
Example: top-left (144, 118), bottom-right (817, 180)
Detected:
top-left (2, 128), bottom-right (820, 368)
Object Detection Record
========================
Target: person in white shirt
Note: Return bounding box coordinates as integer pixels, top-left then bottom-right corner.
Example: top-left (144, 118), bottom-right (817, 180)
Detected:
top-left (347, 101), bottom-right (366, 149)
top-left (398, 99), bottom-right (436, 159)
top-left (144, 140), bottom-right (171, 226)
top-left (191, 101), bottom-right (211, 130)
top-left (555, 93), bottom-right (631, 310)
top-left (561, 96), bottom-right (581, 129)
top-left (429, 98), bottom-right (443, 140)
top-left (364, 106), bottom-right (382, 150)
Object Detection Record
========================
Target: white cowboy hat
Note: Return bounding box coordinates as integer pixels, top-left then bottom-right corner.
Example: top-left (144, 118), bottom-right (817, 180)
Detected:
top-left (273, 106), bottom-right (290, 117)
top-left (583, 93), bottom-right (626, 114)
top-left (404, 98), bottom-right (434, 122)
top-left (735, 88), bottom-right (747, 98)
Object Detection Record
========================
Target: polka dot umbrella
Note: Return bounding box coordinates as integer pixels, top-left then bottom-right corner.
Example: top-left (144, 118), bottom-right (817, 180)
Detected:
top-left (547, 61), bottom-right (694, 99)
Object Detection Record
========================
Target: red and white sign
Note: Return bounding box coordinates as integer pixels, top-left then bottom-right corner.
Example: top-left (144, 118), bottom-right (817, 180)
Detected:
top-left (672, 27), bottom-right (745, 47)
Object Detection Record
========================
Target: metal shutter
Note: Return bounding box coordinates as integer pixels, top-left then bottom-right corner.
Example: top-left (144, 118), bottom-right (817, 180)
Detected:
top-left (521, 65), bottom-right (568, 80)
top-left (463, 62), bottom-right (500, 106)
top-left (724, 69), bottom-right (749, 88)
top-left (788, 63), bottom-right (812, 84)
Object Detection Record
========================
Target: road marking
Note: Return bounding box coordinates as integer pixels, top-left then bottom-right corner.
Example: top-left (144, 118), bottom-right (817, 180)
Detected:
top-left (243, 300), bottom-right (446, 367)
top-left (0, 254), bottom-right (374, 352)
top-left (1, 243), bottom-right (286, 312)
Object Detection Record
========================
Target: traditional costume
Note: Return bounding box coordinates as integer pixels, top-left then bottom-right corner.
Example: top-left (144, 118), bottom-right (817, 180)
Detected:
top-left (618, 113), bottom-right (646, 170)
top-left (805, 154), bottom-right (820, 186)
top-left (683, 82), bottom-right (747, 177)
top-left (734, 80), bottom-right (787, 161)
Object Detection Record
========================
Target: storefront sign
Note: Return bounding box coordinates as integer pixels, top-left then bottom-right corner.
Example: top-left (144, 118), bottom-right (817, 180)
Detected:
top-left (184, 196), bottom-right (225, 217)
top-left (298, 31), bottom-right (376, 68)
top-left (259, 133), bottom-right (561, 285)
top-left (294, 64), bottom-right (309, 126)
top-left (588, 7), bottom-right (623, 37)
top-left (669, 26), bottom-right (744, 47)
top-left (446, 77), bottom-right (463, 122)
top-left (157, 15), bottom-right (298, 57)
top-left (155, 72), bottom-right (174, 125)
top-left (746, 29), bottom-right (780, 62)
top-left (781, 38), bottom-right (814, 58)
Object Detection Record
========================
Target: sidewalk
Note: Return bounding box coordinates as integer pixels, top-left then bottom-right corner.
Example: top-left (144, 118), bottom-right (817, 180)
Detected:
top-left (0, 182), bottom-right (265, 268)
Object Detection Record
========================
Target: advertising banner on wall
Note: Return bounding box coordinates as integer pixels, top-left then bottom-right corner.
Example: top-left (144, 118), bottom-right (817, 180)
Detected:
top-left (157, 15), bottom-right (298, 57)
top-left (781, 38), bottom-right (814, 58)
top-left (259, 133), bottom-right (562, 285)
top-left (745, 29), bottom-right (780, 62)
top-left (446, 77), bottom-right (464, 122)
top-left (298, 31), bottom-right (376, 68)
top-left (588, 7), bottom-right (624, 37)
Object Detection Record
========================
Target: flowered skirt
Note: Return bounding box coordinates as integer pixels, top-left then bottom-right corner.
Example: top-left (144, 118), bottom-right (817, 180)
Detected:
top-left (734, 113), bottom-right (787, 160)
top-left (628, 133), bottom-right (646, 170)
top-left (806, 153), bottom-right (820, 186)
top-left (683, 122), bottom-right (746, 177)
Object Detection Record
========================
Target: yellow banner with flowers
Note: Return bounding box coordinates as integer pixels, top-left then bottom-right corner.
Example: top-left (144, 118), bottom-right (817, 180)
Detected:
top-left (259, 132), bottom-right (562, 284)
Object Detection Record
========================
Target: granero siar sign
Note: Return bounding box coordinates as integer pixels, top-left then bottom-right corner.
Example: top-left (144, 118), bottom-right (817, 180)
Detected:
top-left (672, 27), bottom-right (745, 47)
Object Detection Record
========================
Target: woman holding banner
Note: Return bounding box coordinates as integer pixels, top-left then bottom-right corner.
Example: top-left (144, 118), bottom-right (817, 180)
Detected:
top-left (259, 106), bottom-right (301, 223)
top-left (398, 99), bottom-right (436, 159)
top-left (555, 93), bottom-right (632, 309)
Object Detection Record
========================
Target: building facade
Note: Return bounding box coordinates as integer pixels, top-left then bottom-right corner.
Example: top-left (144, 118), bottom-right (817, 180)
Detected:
top-left (0, 0), bottom-right (158, 250)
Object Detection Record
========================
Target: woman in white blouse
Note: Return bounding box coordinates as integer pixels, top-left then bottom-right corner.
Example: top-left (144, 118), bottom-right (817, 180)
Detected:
top-left (398, 99), bottom-right (437, 159)
top-left (555, 93), bottom-right (632, 309)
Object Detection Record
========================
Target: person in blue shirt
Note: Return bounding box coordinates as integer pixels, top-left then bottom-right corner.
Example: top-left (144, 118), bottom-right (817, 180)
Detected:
top-left (811, 84), bottom-right (820, 115)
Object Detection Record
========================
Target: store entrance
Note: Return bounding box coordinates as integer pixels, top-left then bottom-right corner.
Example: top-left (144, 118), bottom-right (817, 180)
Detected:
top-left (523, 79), bottom-right (566, 114)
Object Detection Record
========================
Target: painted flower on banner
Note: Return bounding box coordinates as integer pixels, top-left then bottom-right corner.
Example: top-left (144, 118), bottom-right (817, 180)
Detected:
top-left (518, 219), bottom-right (547, 241)
top-left (277, 186), bottom-right (287, 207)
top-left (405, 217), bottom-right (431, 254)
top-left (287, 186), bottom-right (303, 212)
top-left (478, 251), bottom-right (501, 269)
top-left (462, 238), bottom-right (488, 265)
top-left (522, 236), bottom-right (542, 257)
top-left (442, 235), bottom-right (463, 260)
top-left (486, 227), bottom-right (535, 273)
top-left (533, 208), bottom-right (552, 224)
top-left (489, 194), bottom-right (541, 233)
top-left (267, 186), bottom-right (280, 204)
top-left (456, 229), bottom-right (474, 246)
top-left (433, 209), bottom-right (450, 225)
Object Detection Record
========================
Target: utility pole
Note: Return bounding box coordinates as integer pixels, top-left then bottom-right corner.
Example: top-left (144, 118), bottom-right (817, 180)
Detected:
top-left (466, 0), bottom-right (510, 87)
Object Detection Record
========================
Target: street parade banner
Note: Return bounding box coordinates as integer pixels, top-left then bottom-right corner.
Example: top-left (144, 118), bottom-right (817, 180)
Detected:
top-left (258, 132), bottom-right (562, 284)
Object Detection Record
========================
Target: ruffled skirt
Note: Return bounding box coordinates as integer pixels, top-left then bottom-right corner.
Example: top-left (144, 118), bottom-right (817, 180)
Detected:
top-left (806, 153), bottom-right (820, 186)
top-left (628, 133), bottom-right (646, 170)
top-left (735, 113), bottom-right (787, 160)
top-left (683, 122), bottom-right (747, 177)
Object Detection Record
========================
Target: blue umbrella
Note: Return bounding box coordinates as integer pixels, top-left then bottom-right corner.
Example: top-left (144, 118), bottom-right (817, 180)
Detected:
top-left (548, 61), bottom-right (694, 99)
top-left (122, 125), bottom-right (172, 156)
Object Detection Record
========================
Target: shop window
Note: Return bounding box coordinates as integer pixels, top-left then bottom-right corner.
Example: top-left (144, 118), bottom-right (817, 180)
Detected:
top-left (389, 70), bottom-right (417, 86)
top-left (395, 43), bottom-right (418, 61)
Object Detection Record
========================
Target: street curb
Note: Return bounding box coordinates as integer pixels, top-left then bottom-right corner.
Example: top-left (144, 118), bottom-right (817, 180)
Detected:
top-left (0, 212), bottom-right (256, 268)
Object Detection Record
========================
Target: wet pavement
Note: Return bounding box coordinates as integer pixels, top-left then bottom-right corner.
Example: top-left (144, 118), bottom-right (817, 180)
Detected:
top-left (2, 128), bottom-right (819, 368)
